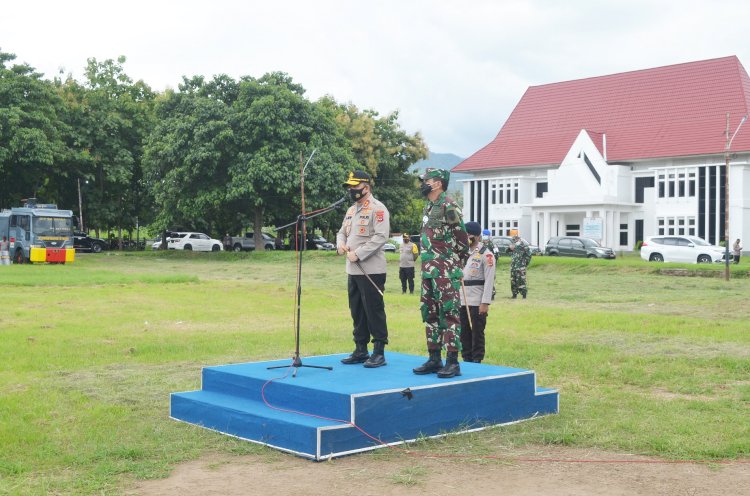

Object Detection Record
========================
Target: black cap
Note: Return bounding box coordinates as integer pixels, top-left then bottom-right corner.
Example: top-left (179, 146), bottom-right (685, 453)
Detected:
top-left (342, 170), bottom-right (372, 187)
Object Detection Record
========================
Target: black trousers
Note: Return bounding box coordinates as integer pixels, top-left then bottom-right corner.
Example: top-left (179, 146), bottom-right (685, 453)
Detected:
top-left (399, 267), bottom-right (415, 293)
top-left (348, 273), bottom-right (388, 345)
top-left (459, 305), bottom-right (487, 362)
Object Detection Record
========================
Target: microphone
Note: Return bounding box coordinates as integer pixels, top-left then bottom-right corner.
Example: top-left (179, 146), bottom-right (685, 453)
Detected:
top-left (333, 196), bottom-right (347, 208)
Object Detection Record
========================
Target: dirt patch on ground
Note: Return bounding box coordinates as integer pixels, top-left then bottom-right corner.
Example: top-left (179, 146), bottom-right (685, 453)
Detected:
top-left (129, 446), bottom-right (750, 496)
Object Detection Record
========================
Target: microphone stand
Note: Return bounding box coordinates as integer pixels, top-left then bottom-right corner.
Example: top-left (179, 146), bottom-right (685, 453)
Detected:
top-left (268, 158), bottom-right (346, 376)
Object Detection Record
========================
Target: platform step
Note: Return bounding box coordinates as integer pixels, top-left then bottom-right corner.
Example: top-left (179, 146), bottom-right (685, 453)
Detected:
top-left (171, 352), bottom-right (559, 460)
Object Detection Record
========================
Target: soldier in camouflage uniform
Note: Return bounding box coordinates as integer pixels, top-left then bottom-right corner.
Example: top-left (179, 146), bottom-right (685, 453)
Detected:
top-left (412, 168), bottom-right (470, 378)
top-left (508, 232), bottom-right (531, 299)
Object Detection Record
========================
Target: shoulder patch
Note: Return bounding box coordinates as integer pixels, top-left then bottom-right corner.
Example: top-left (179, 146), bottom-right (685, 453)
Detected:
top-left (485, 253), bottom-right (494, 266)
top-left (375, 210), bottom-right (385, 223)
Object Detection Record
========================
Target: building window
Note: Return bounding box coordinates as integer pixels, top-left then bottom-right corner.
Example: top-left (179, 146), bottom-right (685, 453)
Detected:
top-left (688, 172), bottom-right (696, 197)
top-left (658, 173), bottom-right (665, 198)
top-left (657, 216), bottom-right (696, 236)
top-left (566, 224), bottom-right (580, 236)
top-left (494, 180), bottom-right (519, 205)
top-left (635, 176), bottom-right (655, 203)
top-left (493, 219), bottom-right (519, 236)
top-left (619, 223), bottom-right (628, 246)
top-left (536, 182), bottom-right (548, 198)
top-left (678, 172), bottom-right (686, 197)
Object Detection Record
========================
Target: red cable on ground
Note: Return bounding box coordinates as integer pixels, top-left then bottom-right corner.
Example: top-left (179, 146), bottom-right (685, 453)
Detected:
top-left (259, 373), bottom-right (749, 465)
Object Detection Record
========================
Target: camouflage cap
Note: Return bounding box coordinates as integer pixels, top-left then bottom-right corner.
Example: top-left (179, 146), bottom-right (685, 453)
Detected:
top-left (420, 167), bottom-right (450, 182)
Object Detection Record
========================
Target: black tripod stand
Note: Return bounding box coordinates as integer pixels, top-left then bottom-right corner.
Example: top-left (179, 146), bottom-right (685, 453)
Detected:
top-left (268, 196), bottom-right (347, 377)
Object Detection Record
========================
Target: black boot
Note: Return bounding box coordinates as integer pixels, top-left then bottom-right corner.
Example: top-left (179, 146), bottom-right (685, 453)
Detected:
top-left (437, 352), bottom-right (461, 378)
top-left (413, 350), bottom-right (443, 375)
top-left (364, 341), bottom-right (386, 368)
top-left (341, 342), bottom-right (369, 364)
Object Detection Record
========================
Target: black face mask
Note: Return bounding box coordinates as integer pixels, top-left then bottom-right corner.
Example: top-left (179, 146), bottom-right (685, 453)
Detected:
top-left (420, 182), bottom-right (434, 197)
top-left (349, 187), bottom-right (366, 201)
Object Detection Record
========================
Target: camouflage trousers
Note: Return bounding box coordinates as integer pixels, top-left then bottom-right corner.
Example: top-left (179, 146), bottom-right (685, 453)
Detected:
top-left (511, 267), bottom-right (527, 296)
top-left (420, 277), bottom-right (462, 352)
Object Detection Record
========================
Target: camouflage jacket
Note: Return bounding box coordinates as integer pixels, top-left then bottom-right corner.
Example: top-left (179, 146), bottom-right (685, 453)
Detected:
top-left (420, 192), bottom-right (470, 279)
top-left (510, 241), bottom-right (531, 270)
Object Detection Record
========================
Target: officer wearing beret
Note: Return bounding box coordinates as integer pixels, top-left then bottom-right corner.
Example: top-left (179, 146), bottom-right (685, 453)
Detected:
top-left (413, 168), bottom-right (470, 378)
top-left (459, 221), bottom-right (496, 363)
top-left (336, 171), bottom-right (391, 368)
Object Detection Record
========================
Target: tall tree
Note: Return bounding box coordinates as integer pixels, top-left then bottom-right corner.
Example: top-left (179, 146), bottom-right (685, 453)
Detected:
top-left (321, 98), bottom-right (428, 233)
top-left (0, 50), bottom-right (69, 209)
top-left (228, 73), bottom-right (355, 248)
top-left (71, 56), bottom-right (155, 238)
top-left (142, 76), bottom-right (235, 236)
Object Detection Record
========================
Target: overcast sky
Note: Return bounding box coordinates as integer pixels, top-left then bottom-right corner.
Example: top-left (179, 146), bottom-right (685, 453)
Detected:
top-left (4, 0), bottom-right (750, 158)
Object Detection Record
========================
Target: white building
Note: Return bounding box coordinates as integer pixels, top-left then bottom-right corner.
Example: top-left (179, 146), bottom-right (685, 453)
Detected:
top-left (454, 56), bottom-right (750, 251)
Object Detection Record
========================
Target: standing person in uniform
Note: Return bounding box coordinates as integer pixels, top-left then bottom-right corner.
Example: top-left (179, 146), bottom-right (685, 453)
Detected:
top-left (508, 230), bottom-right (531, 299)
top-left (336, 170), bottom-right (390, 368)
top-left (482, 229), bottom-right (499, 260)
top-left (459, 222), bottom-right (496, 363)
top-left (733, 239), bottom-right (742, 264)
top-left (399, 233), bottom-right (419, 294)
top-left (413, 168), bottom-right (470, 378)
top-left (0, 236), bottom-right (10, 266)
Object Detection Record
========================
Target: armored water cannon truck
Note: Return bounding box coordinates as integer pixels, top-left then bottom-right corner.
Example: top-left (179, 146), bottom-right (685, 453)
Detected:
top-left (0, 199), bottom-right (76, 264)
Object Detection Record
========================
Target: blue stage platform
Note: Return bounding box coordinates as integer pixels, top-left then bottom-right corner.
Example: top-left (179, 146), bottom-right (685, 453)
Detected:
top-left (170, 352), bottom-right (558, 460)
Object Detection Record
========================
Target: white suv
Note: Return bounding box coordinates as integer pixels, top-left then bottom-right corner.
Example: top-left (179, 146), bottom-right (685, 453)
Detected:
top-left (640, 235), bottom-right (731, 264)
top-left (168, 232), bottom-right (223, 252)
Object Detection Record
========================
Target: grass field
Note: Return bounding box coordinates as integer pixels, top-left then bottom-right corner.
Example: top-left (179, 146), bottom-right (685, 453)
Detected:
top-left (1, 250), bottom-right (749, 494)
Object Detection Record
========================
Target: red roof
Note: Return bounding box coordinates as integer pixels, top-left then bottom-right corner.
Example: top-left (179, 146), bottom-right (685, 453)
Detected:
top-left (455, 56), bottom-right (750, 172)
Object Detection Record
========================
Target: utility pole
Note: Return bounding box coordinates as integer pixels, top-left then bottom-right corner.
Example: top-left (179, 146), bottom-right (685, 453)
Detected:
top-left (77, 178), bottom-right (84, 232)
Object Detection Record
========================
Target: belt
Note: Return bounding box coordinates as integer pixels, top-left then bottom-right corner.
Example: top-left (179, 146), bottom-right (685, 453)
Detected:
top-left (464, 280), bottom-right (485, 286)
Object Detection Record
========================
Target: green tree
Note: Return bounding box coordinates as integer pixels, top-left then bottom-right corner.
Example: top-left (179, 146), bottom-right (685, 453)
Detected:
top-left (321, 98), bottom-right (428, 234)
top-left (68, 56), bottom-right (155, 239)
top-left (143, 77), bottom-right (235, 237)
top-left (227, 73), bottom-right (355, 249)
top-left (0, 50), bottom-right (70, 209)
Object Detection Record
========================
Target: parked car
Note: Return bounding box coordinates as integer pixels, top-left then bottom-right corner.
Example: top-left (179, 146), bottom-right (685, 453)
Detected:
top-left (307, 235), bottom-right (335, 251)
top-left (168, 232), bottom-right (223, 252)
top-left (73, 231), bottom-right (107, 253)
top-left (491, 236), bottom-right (542, 257)
top-left (231, 232), bottom-right (276, 251)
top-left (544, 236), bottom-right (616, 259)
top-left (383, 242), bottom-right (396, 252)
top-left (151, 230), bottom-right (181, 250)
top-left (640, 235), bottom-right (731, 263)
